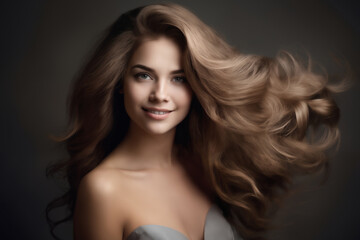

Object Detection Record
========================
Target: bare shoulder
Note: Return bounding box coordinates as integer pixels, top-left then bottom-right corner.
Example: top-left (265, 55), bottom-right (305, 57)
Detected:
top-left (78, 168), bottom-right (121, 198)
top-left (78, 165), bottom-right (148, 199)
top-left (74, 168), bottom-right (130, 240)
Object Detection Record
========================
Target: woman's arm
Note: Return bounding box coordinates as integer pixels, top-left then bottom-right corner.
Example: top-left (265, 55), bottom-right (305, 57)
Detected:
top-left (73, 170), bottom-right (126, 240)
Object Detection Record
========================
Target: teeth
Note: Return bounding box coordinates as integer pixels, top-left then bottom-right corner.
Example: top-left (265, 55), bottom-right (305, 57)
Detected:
top-left (149, 110), bottom-right (167, 115)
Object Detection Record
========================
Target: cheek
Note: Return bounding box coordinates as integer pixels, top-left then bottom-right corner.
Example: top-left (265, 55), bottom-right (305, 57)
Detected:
top-left (173, 86), bottom-right (193, 110)
top-left (123, 83), bottom-right (142, 118)
top-left (124, 82), bottom-right (147, 106)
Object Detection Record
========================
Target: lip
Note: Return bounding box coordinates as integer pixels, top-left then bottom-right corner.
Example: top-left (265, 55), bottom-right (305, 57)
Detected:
top-left (142, 107), bottom-right (173, 120)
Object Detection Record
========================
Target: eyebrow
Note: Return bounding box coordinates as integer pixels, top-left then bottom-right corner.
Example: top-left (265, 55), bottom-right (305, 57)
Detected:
top-left (130, 64), bottom-right (184, 74)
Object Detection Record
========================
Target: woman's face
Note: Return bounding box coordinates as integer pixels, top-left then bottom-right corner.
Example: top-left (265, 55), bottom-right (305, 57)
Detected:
top-left (123, 36), bottom-right (193, 136)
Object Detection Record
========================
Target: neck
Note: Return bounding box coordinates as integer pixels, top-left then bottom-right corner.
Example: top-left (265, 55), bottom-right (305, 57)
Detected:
top-left (114, 122), bottom-right (178, 170)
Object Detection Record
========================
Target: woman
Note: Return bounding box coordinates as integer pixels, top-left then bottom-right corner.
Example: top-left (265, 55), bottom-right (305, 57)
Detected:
top-left (47, 3), bottom-right (341, 240)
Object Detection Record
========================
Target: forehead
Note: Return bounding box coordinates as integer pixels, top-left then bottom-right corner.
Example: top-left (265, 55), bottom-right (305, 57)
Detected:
top-left (128, 36), bottom-right (183, 71)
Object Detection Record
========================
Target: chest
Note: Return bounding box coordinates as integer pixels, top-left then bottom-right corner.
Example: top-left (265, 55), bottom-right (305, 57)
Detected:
top-left (122, 169), bottom-right (213, 240)
top-left (125, 204), bottom-right (236, 240)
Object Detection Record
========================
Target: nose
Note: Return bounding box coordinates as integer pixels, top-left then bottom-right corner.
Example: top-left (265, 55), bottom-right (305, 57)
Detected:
top-left (149, 79), bottom-right (169, 102)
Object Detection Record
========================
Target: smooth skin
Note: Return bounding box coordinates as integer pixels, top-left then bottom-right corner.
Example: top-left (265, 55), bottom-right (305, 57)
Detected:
top-left (73, 36), bottom-right (212, 240)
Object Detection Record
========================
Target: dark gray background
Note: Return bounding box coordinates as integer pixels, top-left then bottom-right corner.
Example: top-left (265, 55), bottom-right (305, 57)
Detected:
top-left (1, 0), bottom-right (359, 239)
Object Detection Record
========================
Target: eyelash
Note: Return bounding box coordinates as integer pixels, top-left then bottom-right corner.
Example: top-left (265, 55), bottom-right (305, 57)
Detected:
top-left (135, 73), bottom-right (152, 80)
top-left (134, 73), bottom-right (187, 83)
top-left (172, 76), bottom-right (186, 83)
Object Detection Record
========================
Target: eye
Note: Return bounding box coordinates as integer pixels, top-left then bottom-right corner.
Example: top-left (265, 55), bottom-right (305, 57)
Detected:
top-left (172, 76), bottom-right (187, 83)
top-left (135, 73), bottom-right (152, 80)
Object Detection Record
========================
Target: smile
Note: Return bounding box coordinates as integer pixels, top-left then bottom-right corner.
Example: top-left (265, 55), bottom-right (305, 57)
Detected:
top-left (142, 107), bottom-right (173, 120)
top-left (146, 110), bottom-right (168, 115)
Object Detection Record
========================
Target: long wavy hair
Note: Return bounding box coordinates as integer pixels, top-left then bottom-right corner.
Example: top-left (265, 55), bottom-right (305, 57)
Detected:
top-left (46, 3), bottom-right (342, 240)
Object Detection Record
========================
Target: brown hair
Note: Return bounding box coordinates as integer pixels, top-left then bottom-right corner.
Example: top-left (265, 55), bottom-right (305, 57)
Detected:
top-left (47, 3), bottom-right (342, 239)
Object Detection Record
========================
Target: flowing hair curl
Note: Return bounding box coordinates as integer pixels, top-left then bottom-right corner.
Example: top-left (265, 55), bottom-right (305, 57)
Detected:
top-left (47, 3), bottom-right (343, 239)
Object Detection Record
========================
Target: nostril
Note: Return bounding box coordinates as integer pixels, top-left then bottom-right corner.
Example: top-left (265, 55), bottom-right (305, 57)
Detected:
top-left (149, 90), bottom-right (169, 102)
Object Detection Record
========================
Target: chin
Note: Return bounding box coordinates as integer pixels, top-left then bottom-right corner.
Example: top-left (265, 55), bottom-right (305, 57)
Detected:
top-left (143, 126), bottom-right (176, 136)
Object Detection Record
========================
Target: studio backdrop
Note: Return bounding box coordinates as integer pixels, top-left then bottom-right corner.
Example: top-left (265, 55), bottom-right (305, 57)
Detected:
top-left (1, 0), bottom-right (359, 239)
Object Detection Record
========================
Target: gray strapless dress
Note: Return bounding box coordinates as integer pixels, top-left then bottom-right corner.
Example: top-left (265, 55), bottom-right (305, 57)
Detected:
top-left (126, 205), bottom-right (243, 240)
